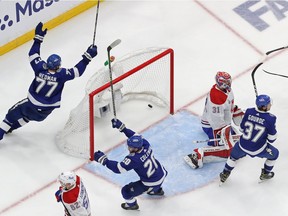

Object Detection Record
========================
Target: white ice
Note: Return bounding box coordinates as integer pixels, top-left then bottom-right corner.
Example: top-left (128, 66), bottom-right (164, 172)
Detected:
top-left (1, 1), bottom-right (288, 216)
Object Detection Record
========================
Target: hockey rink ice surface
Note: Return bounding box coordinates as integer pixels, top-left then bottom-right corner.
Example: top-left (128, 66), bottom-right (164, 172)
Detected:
top-left (1, 1), bottom-right (288, 215)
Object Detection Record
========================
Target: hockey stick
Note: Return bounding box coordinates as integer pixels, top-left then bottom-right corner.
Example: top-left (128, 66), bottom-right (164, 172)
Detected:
top-left (92, 0), bottom-right (100, 45)
top-left (251, 46), bottom-right (288, 96)
top-left (262, 69), bottom-right (288, 78)
top-left (107, 39), bottom-right (121, 119)
top-left (192, 134), bottom-right (241, 144)
top-left (61, 201), bottom-right (72, 216)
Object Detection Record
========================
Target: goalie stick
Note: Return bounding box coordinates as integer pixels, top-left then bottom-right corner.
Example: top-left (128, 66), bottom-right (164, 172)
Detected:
top-left (107, 39), bottom-right (121, 119)
top-left (251, 46), bottom-right (288, 96)
top-left (192, 134), bottom-right (241, 144)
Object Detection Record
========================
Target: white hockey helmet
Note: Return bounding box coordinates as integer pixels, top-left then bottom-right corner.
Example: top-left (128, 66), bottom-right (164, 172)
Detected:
top-left (58, 171), bottom-right (76, 187)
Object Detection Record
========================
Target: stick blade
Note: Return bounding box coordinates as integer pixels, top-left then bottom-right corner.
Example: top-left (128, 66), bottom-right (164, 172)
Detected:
top-left (107, 39), bottom-right (121, 51)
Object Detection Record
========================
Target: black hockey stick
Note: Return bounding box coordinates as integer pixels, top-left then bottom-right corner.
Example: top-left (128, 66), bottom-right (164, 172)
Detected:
top-left (92, 0), bottom-right (100, 45)
top-left (262, 69), bottom-right (288, 78)
top-left (251, 46), bottom-right (288, 96)
top-left (61, 200), bottom-right (72, 216)
top-left (107, 39), bottom-right (121, 119)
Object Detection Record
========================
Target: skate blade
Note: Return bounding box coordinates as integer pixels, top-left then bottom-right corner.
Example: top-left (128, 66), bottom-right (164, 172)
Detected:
top-left (219, 181), bottom-right (225, 187)
top-left (258, 178), bottom-right (272, 184)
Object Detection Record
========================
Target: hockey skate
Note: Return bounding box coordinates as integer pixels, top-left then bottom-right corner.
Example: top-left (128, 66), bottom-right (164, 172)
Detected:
top-left (121, 202), bottom-right (139, 210)
top-left (259, 169), bottom-right (274, 183)
top-left (219, 170), bottom-right (231, 185)
top-left (147, 187), bottom-right (164, 196)
top-left (183, 148), bottom-right (203, 169)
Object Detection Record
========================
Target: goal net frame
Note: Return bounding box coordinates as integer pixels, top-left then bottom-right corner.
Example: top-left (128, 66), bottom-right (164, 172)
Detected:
top-left (88, 48), bottom-right (174, 160)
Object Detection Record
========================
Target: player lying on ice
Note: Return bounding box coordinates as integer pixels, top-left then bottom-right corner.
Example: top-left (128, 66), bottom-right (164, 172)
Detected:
top-left (184, 71), bottom-right (244, 169)
top-left (94, 118), bottom-right (168, 210)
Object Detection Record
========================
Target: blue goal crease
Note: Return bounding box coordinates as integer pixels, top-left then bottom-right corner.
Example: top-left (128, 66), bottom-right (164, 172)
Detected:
top-left (85, 110), bottom-right (225, 196)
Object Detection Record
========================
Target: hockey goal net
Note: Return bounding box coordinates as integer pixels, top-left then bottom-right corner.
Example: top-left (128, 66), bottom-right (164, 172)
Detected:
top-left (56, 47), bottom-right (174, 160)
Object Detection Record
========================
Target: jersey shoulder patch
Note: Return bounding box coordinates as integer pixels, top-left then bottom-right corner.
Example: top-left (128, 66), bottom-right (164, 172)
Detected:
top-left (210, 85), bottom-right (228, 105)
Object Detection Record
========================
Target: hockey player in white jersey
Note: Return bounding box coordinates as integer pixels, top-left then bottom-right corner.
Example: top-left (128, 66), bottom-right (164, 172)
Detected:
top-left (184, 71), bottom-right (244, 169)
top-left (55, 171), bottom-right (91, 216)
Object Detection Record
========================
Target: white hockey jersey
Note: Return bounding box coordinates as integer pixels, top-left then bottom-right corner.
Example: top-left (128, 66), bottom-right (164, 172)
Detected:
top-left (61, 175), bottom-right (91, 216)
top-left (201, 84), bottom-right (234, 130)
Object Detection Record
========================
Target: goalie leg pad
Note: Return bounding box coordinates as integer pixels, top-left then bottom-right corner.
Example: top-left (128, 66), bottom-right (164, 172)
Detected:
top-left (202, 146), bottom-right (231, 163)
top-left (219, 125), bottom-right (234, 149)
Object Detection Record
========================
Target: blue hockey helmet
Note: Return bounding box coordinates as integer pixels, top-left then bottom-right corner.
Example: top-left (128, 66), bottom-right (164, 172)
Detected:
top-left (47, 54), bottom-right (61, 70)
top-left (127, 134), bottom-right (143, 148)
top-left (256, 94), bottom-right (271, 108)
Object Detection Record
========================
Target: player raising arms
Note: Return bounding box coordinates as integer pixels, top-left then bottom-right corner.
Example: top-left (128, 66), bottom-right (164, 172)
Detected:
top-left (94, 118), bottom-right (168, 210)
top-left (55, 171), bottom-right (91, 216)
top-left (184, 71), bottom-right (244, 169)
top-left (0, 22), bottom-right (97, 140)
top-left (220, 94), bottom-right (279, 184)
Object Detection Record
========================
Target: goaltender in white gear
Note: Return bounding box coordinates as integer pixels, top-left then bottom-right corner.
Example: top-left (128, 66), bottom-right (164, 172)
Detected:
top-left (184, 71), bottom-right (244, 169)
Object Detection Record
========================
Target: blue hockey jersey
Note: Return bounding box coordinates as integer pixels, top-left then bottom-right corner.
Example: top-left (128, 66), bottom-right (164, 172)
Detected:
top-left (106, 138), bottom-right (167, 187)
top-left (28, 41), bottom-right (90, 109)
top-left (239, 107), bottom-right (277, 155)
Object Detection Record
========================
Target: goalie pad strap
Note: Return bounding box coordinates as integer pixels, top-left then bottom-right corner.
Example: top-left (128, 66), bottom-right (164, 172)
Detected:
top-left (202, 147), bottom-right (231, 158)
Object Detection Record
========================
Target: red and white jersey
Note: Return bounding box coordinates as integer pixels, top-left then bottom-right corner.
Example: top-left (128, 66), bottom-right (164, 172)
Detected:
top-left (201, 84), bottom-right (234, 130)
top-left (61, 176), bottom-right (91, 216)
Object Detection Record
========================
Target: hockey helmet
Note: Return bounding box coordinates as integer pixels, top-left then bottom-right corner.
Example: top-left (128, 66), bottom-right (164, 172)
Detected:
top-left (47, 54), bottom-right (61, 70)
top-left (256, 94), bottom-right (271, 108)
top-left (127, 134), bottom-right (143, 148)
top-left (58, 171), bottom-right (76, 187)
top-left (215, 71), bottom-right (232, 91)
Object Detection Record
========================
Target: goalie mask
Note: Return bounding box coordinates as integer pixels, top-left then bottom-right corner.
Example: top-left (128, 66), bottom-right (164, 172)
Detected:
top-left (58, 171), bottom-right (76, 189)
top-left (215, 71), bottom-right (232, 91)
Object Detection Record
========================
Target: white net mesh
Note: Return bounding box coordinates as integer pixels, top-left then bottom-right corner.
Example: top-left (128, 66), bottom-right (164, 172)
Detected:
top-left (55, 47), bottom-right (173, 159)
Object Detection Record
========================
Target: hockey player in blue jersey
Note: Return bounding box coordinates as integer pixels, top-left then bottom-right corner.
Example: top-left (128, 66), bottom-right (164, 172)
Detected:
top-left (220, 94), bottom-right (279, 184)
top-left (0, 22), bottom-right (97, 140)
top-left (94, 118), bottom-right (168, 210)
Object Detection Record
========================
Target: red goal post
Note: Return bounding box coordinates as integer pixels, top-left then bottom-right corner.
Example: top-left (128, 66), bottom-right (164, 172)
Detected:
top-left (56, 47), bottom-right (174, 160)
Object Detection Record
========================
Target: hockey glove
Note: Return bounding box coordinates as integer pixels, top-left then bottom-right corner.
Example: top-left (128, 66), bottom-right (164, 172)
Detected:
top-left (34, 22), bottom-right (47, 43)
top-left (55, 189), bottom-right (62, 202)
top-left (111, 119), bottom-right (126, 132)
top-left (94, 150), bottom-right (107, 166)
top-left (82, 45), bottom-right (98, 62)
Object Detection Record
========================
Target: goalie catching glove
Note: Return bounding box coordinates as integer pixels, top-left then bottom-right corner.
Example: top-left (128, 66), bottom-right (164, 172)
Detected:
top-left (94, 151), bottom-right (107, 165)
